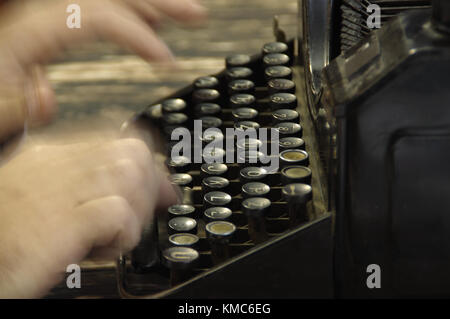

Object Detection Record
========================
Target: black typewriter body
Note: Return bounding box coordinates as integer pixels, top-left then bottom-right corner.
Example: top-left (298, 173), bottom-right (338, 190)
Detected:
top-left (48, 0), bottom-right (450, 299)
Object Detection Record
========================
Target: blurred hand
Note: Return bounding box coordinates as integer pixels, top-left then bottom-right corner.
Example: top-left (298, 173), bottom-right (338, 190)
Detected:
top-left (0, 0), bottom-right (207, 139)
top-left (0, 137), bottom-right (178, 298)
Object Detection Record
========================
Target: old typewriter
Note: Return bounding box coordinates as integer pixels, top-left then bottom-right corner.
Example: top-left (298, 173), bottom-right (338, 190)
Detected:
top-left (49, 0), bottom-right (450, 298)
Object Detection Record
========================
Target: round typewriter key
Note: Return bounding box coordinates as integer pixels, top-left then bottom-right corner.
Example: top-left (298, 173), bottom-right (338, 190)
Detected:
top-left (202, 176), bottom-right (230, 194)
top-left (236, 137), bottom-right (262, 151)
top-left (281, 166), bottom-right (312, 185)
top-left (264, 66), bottom-right (292, 81)
top-left (162, 98), bottom-right (187, 113)
top-left (237, 151), bottom-right (264, 166)
top-left (269, 93), bottom-right (297, 110)
top-left (200, 163), bottom-right (228, 178)
top-left (263, 53), bottom-right (290, 67)
top-left (206, 221), bottom-right (236, 264)
top-left (203, 147), bottom-right (225, 163)
top-left (272, 109), bottom-right (299, 124)
top-left (199, 129), bottom-right (224, 146)
top-left (168, 217), bottom-right (198, 234)
top-left (166, 156), bottom-right (191, 173)
top-left (168, 204), bottom-right (196, 218)
top-left (194, 103), bottom-right (221, 117)
top-left (234, 120), bottom-right (260, 131)
top-left (262, 41), bottom-right (289, 55)
top-left (199, 116), bottom-right (223, 129)
top-left (204, 191), bottom-right (232, 208)
top-left (226, 67), bottom-right (253, 81)
top-left (168, 233), bottom-right (199, 248)
top-left (169, 173), bottom-right (193, 189)
top-left (242, 182), bottom-right (270, 199)
top-left (279, 137), bottom-right (305, 150)
top-left (239, 166), bottom-right (268, 183)
top-left (230, 93), bottom-right (255, 108)
top-left (242, 197), bottom-right (271, 244)
top-left (162, 246), bottom-right (199, 286)
top-left (268, 78), bottom-right (296, 94)
top-left (226, 54), bottom-right (251, 68)
top-left (274, 122), bottom-right (303, 138)
top-left (280, 149), bottom-right (309, 167)
top-left (228, 79), bottom-right (255, 95)
top-left (192, 89), bottom-right (220, 103)
top-left (194, 76), bottom-right (219, 89)
top-left (163, 112), bottom-right (188, 126)
top-left (282, 183), bottom-right (313, 226)
top-left (204, 207), bottom-right (233, 222)
top-left (232, 107), bottom-right (258, 122)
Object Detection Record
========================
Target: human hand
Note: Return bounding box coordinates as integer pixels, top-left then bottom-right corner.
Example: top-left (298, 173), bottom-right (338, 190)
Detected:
top-left (0, 0), bottom-right (207, 139)
top-left (0, 136), bottom-right (178, 298)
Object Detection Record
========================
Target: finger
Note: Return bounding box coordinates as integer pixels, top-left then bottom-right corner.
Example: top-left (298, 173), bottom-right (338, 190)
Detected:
top-left (26, 65), bottom-right (58, 126)
top-left (117, 0), bottom-right (163, 27)
top-left (140, 0), bottom-right (208, 25)
top-left (86, 4), bottom-right (175, 62)
top-left (73, 195), bottom-right (141, 258)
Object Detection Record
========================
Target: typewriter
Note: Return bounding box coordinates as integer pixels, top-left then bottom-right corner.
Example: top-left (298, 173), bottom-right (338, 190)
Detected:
top-left (49, 0), bottom-right (450, 298)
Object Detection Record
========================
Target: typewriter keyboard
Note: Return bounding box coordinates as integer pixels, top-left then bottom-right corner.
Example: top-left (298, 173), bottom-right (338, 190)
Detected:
top-left (120, 39), bottom-right (329, 296)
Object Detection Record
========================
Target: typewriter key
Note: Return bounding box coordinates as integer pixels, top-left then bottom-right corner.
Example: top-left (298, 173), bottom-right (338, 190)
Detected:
top-left (230, 93), bottom-right (256, 108)
top-left (237, 151), bottom-right (265, 167)
top-left (282, 183), bottom-right (312, 227)
top-left (204, 207), bottom-right (233, 222)
top-left (199, 130), bottom-right (225, 147)
top-left (202, 147), bottom-right (226, 163)
top-left (239, 166), bottom-right (268, 183)
top-left (269, 93), bottom-right (297, 110)
top-left (280, 149), bottom-right (309, 167)
top-left (226, 54), bottom-right (252, 68)
top-left (236, 137), bottom-right (262, 151)
top-left (166, 155), bottom-right (191, 173)
top-left (204, 191), bottom-right (232, 209)
top-left (281, 166), bottom-right (312, 185)
top-left (206, 221), bottom-right (236, 264)
top-left (234, 121), bottom-right (260, 131)
top-left (192, 89), bottom-right (220, 104)
top-left (194, 76), bottom-right (219, 90)
top-left (226, 67), bottom-right (253, 81)
top-left (242, 197), bottom-right (271, 244)
top-left (200, 163), bottom-right (228, 178)
top-left (194, 103), bottom-right (221, 117)
top-left (262, 42), bottom-right (289, 55)
top-left (168, 217), bottom-right (198, 235)
top-left (228, 79), bottom-right (255, 95)
top-left (168, 204), bottom-right (196, 219)
top-left (162, 98), bottom-right (187, 113)
top-left (199, 116), bottom-right (223, 129)
top-left (163, 112), bottom-right (188, 126)
top-left (264, 66), bottom-right (292, 81)
top-left (272, 109), bottom-right (300, 124)
top-left (242, 182), bottom-right (270, 199)
top-left (268, 79), bottom-right (296, 94)
top-left (279, 137), bottom-right (305, 150)
top-left (232, 107), bottom-right (259, 122)
top-left (169, 173), bottom-right (194, 189)
top-left (162, 246), bottom-right (199, 286)
top-left (168, 233), bottom-right (199, 248)
top-left (274, 122), bottom-right (303, 138)
top-left (263, 53), bottom-right (290, 67)
top-left (202, 176), bottom-right (230, 194)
